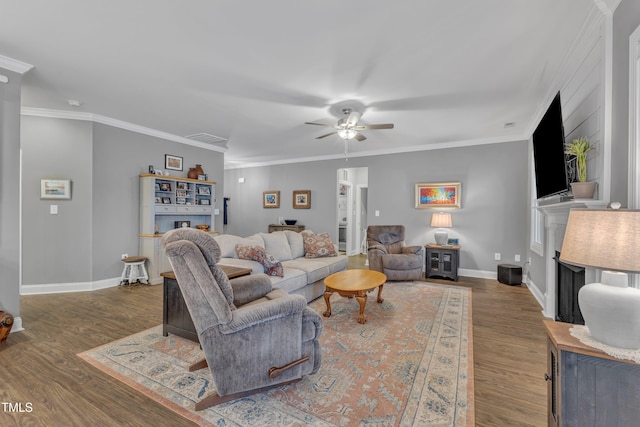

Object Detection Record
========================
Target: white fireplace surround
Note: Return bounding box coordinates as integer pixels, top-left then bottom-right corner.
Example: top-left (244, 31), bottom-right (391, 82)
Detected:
top-left (537, 199), bottom-right (609, 319)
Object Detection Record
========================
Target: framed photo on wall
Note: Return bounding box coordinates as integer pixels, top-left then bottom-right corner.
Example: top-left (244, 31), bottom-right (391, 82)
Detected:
top-left (415, 182), bottom-right (461, 209)
top-left (40, 179), bottom-right (71, 200)
top-left (263, 191), bottom-right (280, 208)
top-left (293, 190), bottom-right (311, 209)
top-left (165, 154), bottom-right (183, 171)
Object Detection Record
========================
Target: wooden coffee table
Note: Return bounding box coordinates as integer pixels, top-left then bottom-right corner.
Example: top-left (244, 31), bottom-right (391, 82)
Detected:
top-left (323, 269), bottom-right (387, 324)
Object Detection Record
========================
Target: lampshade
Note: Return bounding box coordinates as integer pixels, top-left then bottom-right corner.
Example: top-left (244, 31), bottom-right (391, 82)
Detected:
top-left (337, 129), bottom-right (358, 140)
top-left (430, 212), bottom-right (453, 228)
top-left (559, 208), bottom-right (640, 349)
top-left (559, 209), bottom-right (640, 273)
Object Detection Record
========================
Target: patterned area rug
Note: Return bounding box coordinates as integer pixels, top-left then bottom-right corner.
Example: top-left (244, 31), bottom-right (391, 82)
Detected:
top-left (79, 282), bottom-right (473, 426)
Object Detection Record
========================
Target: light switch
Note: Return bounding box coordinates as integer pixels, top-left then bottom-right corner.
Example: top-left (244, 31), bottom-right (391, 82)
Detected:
top-left (214, 209), bottom-right (220, 215)
top-left (50, 205), bottom-right (58, 215)
top-left (375, 210), bottom-right (380, 217)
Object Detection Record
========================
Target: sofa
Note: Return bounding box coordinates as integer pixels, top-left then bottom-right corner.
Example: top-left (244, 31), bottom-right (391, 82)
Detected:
top-left (214, 230), bottom-right (348, 302)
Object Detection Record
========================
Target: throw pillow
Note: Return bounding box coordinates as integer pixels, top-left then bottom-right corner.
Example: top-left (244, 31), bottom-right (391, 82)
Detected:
top-left (236, 245), bottom-right (284, 277)
top-left (302, 231), bottom-right (337, 258)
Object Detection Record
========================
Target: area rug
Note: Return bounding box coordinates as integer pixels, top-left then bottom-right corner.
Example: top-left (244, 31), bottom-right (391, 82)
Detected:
top-left (79, 282), bottom-right (473, 426)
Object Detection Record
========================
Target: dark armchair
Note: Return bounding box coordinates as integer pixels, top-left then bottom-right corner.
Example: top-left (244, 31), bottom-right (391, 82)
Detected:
top-left (161, 228), bottom-right (322, 410)
top-left (367, 225), bottom-right (424, 281)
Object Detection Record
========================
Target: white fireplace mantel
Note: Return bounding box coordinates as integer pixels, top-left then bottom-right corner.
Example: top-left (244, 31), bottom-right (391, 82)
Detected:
top-left (536, 198), bottom-right (609, 319)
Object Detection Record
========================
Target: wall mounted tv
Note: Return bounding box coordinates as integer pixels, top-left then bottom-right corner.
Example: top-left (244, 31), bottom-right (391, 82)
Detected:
top-left (532, 92), bottom-right (569, 199)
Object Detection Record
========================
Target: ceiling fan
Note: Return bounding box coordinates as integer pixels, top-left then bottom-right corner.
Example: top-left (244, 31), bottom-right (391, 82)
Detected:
top-left (305, 108), bottom-right (394, 141)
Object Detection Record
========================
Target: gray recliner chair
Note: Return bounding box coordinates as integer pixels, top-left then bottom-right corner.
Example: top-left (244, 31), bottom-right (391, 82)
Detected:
top-left (161, 228), bottom-right (322, 410)
top-left (367, 225), bottom-right (424, 281)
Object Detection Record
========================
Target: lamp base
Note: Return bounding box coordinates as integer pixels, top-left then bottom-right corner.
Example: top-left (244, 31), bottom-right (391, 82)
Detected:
top-left (579, 271), bottom-right (640, 349)
top-left (434, 231), bottom-right (448, 246)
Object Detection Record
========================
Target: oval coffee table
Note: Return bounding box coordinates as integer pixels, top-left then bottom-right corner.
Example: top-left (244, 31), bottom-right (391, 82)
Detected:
top-left (323, 269), bottom-right (387, 324)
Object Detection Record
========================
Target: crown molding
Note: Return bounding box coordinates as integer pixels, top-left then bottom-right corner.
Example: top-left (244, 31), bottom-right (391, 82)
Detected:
top-left (20, 107), bottom-right (226, 153)
top-left (0, 54), bottom-right (33, 74)
top-left (224, 133), bottom-right (528, 170)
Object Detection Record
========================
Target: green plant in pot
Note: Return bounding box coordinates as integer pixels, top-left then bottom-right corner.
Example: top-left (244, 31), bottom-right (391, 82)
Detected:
top-left (565, 137), bottom-right (596, 198)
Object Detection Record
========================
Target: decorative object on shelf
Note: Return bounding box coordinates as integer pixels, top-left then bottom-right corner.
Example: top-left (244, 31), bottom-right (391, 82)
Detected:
top-left (430, 212), bottom-right (453, 246)
top-left (155, 170), bottom-right (164, 176)
top-left (415, 182), bottom-right (461, 209)
top-left (0, 311), bottom-right (14, 344)
top-left (447, 238), bottom-right (459, 245)
top-left (188, 164), bottom-right (204, 179)
top-left (148, 165), bottom-right (155, 174)
top-left (284, 219), bottom-right (297, 225)
top-left (263, 191), bottom-right (280, 208)
top-left (560, 207), bottom-right (640, 349)
top-left (293, 190), bottom-right (311, 209)
top-left (565, 137), bottom-right (596, 199)
top-left (197, 186), bottom-right (210, 195)
top-left (160, 183), bottom-right (171, 192)
top-left (175, 221), bottom-right (191, 229)
top-left (162, 197), bottom-right (171, 204)
top-left (40, 179), bottom-right (72, 200)
top-left (197, 174), bottom-right (207, 181)
top-left (196, 224), bottom-right (209, 231)
top-left (165, 154), bottom-right (183, 171)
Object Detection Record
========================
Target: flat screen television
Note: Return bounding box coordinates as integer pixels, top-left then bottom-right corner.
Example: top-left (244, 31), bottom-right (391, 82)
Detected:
top-left (532, 92), bottom-right (569, 199)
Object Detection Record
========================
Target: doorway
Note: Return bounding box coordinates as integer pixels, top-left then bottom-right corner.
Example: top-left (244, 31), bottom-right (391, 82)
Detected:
top-left (337, 167), bottom-right (368, 255)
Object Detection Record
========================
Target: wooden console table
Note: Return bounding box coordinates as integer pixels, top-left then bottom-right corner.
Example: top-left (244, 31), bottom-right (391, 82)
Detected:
top-left (161, 265), bottom-right (251, 342)
top-left (544, 319), bottom-right (640, 426)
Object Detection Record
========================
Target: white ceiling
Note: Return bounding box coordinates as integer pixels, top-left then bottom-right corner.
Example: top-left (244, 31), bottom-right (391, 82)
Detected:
top-left (0, 0), bottom-right (597, 167)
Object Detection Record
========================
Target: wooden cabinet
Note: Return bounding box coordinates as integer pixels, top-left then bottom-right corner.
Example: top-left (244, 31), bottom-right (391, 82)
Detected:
top-left (139, 174), bottom-right (217, 284)
top-left (268, 224), bottom-right (305, 233)
top-left (544, 320), bottom-right (640, 427)
top-left (425, 244), bottom-right (460, 281)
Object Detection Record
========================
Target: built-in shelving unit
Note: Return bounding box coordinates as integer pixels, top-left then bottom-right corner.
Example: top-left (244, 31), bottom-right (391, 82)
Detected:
top-left (138, 173), bottom-right (218, 284)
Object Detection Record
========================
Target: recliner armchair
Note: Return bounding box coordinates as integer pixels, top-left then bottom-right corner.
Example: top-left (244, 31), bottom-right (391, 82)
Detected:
top-left (367, 225), bottom-right (424, 281)
top-left (161, 228), bottom-right (322, 410)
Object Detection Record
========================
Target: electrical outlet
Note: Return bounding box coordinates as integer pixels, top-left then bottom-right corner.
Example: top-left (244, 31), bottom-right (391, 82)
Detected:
top-left (494, 253), bottom-right (501, 261)
top-left (121, 253), bottom-right (128, 260)
top-left (515, 254), bottom-right (521, 262)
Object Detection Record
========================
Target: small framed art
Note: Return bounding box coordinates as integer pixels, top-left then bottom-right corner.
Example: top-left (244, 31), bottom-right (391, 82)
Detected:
top-left (263, 191), bottom-right (280, 208)
top-left (40, 179), bottom-right (71, 200)
top-left (293, 190), bottom-right (311, 209)
top-left (165, 154), bottom-right (183, 171)
top-left (415, 182), bottom-right (461, 209)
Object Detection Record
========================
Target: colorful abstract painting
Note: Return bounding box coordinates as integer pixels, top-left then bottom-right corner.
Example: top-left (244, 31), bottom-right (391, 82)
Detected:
top-left (415, 182), bottom-right (461, 208)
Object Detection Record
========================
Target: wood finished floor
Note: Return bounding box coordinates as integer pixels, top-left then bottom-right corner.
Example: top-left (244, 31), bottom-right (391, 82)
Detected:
top-left (2, 256), bottom-right (547, 426)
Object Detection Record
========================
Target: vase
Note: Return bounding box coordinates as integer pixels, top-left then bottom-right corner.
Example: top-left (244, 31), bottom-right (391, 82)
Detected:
top-left (570, 181), bottom-right (597, 199)
top-left (188, 164), bottom-right (204, 179)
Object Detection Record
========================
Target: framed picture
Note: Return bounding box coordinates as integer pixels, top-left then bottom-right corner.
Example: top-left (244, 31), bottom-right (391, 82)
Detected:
top-left (293, 190), bottom-right (311, 209)
top-left (176, 190), bottom-right (187, 197)
top-left (155, 197), bottom-right (161, 204)
top-left (40, 179), bottom-right (71, 200)
top-left (154, 183), bottom-right (160, 191)
top-left (198, 174), bottom-right (207, 181)
top-left (160, 182), bottom-right (171, 192)
top-left (155, 170), bottom-right (164, 176)
top-left (176, 182), bottom-right (188, 190)
top-left (263, 191), bottom-right (280, 208)
top-left (162, 197), bottom-right (171, 204)
top-left (415, 182), bottom-right (461, 209)
top-left (200, 199), bottom-right (210, 205)
top-left (198, 186), bottom-right (210, 195)
top-left (165, 154), bottom-right (183, 171)
top-left (174, 220), bottom-right (190, 229)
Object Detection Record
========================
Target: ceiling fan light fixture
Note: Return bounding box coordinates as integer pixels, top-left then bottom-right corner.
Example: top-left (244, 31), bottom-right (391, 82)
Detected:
top-left (337, 129), bottom-right (358, 140)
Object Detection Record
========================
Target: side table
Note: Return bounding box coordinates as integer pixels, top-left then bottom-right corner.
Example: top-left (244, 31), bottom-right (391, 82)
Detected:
top-left (425, 244), bottom-right (460, 281)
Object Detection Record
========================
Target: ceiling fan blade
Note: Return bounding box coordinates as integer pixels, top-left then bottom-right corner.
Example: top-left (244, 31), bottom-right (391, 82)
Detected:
top-left (355, 133), bottom-right (367, 141)
top-left (305, 121), bottom-right (333, 127)
top-left (355, 123), bottom-right (395, 130)
top-left (316, 132), bottom-right (337, 139)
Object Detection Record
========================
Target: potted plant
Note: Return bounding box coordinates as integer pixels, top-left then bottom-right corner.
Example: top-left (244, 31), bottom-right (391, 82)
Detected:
top-left (565, 137), bottom-right (596, 198)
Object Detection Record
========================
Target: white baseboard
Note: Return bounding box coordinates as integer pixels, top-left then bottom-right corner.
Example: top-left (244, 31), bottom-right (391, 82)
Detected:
top-left (458, 268), bottom-right (496, 280)
top-left (21, 277), bottom-right (120, 295)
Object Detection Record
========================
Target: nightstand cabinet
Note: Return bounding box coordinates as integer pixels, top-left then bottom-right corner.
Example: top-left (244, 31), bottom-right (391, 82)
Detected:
top-left (425, 244), bottom-right (460, 281)
top-left (544, 320), bottom-right (640, 427)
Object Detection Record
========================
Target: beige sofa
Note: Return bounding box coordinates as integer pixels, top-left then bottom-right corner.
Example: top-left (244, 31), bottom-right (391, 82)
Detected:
top-left (214, 230), bottom-right (347, 302)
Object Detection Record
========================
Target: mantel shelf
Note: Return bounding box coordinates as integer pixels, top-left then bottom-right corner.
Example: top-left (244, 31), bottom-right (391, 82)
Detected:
top-left (536, 199), bottom-right (609, 216)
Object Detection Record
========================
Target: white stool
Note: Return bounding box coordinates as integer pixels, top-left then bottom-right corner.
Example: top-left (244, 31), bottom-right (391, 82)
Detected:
top-left (119, 256), bottom-right (149, 285)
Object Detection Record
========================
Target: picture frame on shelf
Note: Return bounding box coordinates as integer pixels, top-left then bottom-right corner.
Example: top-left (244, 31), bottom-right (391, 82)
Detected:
top-left (447, 238), bottom-right (459, 245)
top-left (154, 183), bottom-right (160, 191)
top-left (148, 165), bottom-right (155, 174)
top-left (293, 190), bottom-right (311, 209)
top-left (198, 174), bottom-right (207, 181)
top-left (176, 182), bottom-right (188, 190)
top-left (176, 190), bottom-right (187, 197)
top-left (162, 197), bottom-right (171, 204)
top-left (40, 179), bottom-right (72, 200)
top-left (155, 197), bottom-right (161, 204)
top-left (165, 154), bottom-right (183, 171)
top-left (174, 221), bottom-right (190, 229)
top-left (176, 197), bottom-right (186, 205)
top-left (200, 199), bottom-right (210, 205)
top-left (197, 186), bottom-right (210, 195)
top-left (263, 191), bottom-right (280, 208)
top-left (160, 182), bottom-right (171, 192)
top-left (155, 170), bottom-right (164, 176)
top-left (415, 182), bottom-right (461, 209)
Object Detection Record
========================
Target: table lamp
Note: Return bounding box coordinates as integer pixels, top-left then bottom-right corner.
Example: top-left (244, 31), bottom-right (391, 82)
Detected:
top-left (559, 208), bottom-right (640, 349)
top-left (431, 212), bottom-right (453, 246)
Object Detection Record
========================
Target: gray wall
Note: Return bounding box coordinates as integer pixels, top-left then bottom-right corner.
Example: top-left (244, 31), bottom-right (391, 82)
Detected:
top-left (20, 116), bottom-right (225, 288)
top-left (0, 68), bottom-right (21, 319)
top-left (225, 140), bottom-right (529, 275)
top-left (613, 0), bottom-right (640, 207)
